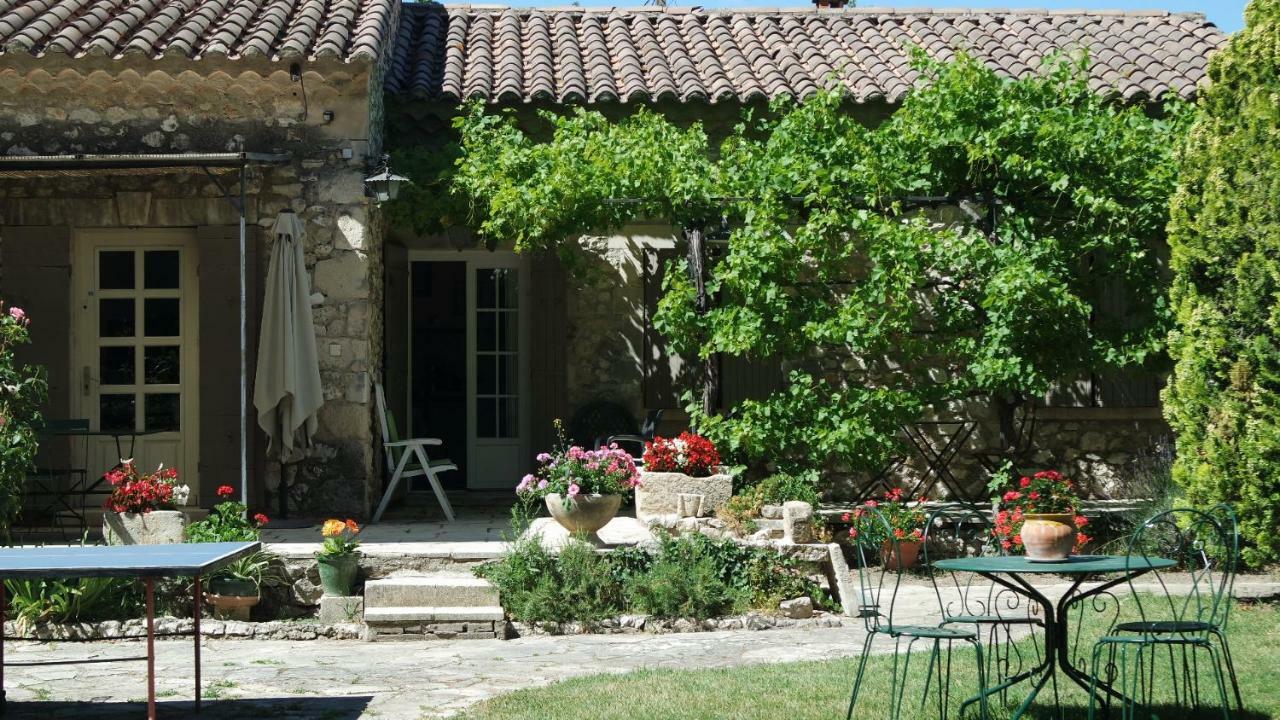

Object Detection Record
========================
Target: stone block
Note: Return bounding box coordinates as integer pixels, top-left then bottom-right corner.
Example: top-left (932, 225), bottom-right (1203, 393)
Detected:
top-left (313, 251), bottom-right (369, 300)
top-left (102, 510), bottom-right (187, 545)
top-left (635, 471), bottom-right (733, 520)
top-left (318, 595), bottom-right (364, 624)
top-left (783, 501), bottom-right (815, 544)
top-left (760, 504), bottom-right (784, 519)
top-left (779, 596), bottom-right (814, 619)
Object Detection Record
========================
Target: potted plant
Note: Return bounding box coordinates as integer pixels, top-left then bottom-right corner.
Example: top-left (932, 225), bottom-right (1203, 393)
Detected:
top-left (317, 519), bottom-right (361, 596)
top-left (186, 485), bottom-right (273, 619)
top-left (634, 432), bottom-right (732, 520)
top-left (990, 470), bottom-right (1090, 562)
top-left (845, 488), bottom-right (929, 570)
top-left (517, 421), bottom-right (641, 540)
top-left (101, 461), bottom-right (192, 545)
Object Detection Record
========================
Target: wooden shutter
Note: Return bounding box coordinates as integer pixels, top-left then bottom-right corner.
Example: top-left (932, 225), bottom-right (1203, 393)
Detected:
top-left (196, 225), bottom-right (265, 508)
top-left (529, 253), bottom-right (568, 453)
top-left (383, 241), bottom-right (409, 455)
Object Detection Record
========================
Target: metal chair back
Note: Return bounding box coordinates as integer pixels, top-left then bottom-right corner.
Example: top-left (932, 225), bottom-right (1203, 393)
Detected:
top-left (923, 506), bottom-right (1024, 623)
top-left (850, 506), bottom-right (928, 634)
top-left (1124, 505), bottom-right (1238, 634)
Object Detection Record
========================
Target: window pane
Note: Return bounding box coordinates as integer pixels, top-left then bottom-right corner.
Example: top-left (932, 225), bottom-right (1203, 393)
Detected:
top-left (497, 269), bottom-right (517, 309)
top-left (144, 299), bottom-right (180, 337)
top-left (144, 251), bottom-right (180, 290)
top-left (476, 311), bottom-right (496, 352)
top-left (99, 299), bottom-right (135, 338)
top-left (99, 346), bottom-right (134, 386)
top-left (476, 269), bottom-right (496, 309)
top-left (100, 394), bottom-right (135, 432)
top-left (98, 251), bottom-right (135, 290)
top-left (498, 312), bottom-right (517, 351)
top-left (476, 398), bottom-right (496, 438)
top-left (144, 346), bottom-right (180, 384)
top-left (144, 394), bottom-right (180, 432)
top-left (498, 354), bottom-right (517, 394)
top-left (498, 398), bottom-right (518, 437)
top-left (477, 354), bottom-right (495, 395)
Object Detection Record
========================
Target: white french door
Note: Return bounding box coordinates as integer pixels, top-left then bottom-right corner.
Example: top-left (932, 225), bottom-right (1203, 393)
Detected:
top-left (72, 230), bottom-right (199, 496)
top-left (408, 251), bottom-right (528, 490)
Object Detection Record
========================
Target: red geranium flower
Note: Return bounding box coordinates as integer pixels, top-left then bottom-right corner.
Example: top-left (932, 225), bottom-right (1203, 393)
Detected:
top-left (253, 513), bottom-right (270, 526)
top-left (216, 485), bottom-right (235, 498)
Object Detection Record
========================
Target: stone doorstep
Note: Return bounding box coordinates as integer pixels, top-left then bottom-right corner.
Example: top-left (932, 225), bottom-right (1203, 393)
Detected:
top-left (318, 595), bottom-right (365, 624)
top-left (363, 575), bottom-right (500, 608)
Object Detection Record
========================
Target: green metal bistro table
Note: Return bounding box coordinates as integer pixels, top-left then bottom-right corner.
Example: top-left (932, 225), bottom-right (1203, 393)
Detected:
top-left (933, 554), bottom-right (1176, 718)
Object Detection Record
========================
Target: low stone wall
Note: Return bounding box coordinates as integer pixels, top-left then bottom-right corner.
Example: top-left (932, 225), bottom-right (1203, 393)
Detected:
top-left (3, 618), bottom-right (365, 642)
top-left (511, 611), bottom-right (845, 637)
top-left (367, 619), bottom-right (502, 641)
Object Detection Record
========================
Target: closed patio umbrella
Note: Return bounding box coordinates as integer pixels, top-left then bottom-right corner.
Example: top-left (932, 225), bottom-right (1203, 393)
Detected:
top-left (254, 210), bottom-right (323, 467)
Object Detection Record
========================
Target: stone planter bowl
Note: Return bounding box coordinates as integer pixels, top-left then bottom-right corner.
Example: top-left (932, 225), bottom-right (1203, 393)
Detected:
top-left (545, 493), bottom-right (622, 536)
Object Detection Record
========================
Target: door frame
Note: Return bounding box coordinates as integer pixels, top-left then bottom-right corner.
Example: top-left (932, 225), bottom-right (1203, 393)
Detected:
top-left (406, 250), bottom-right (531, 490)
top-left (70, 228), bottom-right (201, 492)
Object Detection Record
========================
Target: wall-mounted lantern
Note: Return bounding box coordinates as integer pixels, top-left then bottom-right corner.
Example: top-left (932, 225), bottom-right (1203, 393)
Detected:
top-left (364, 153), bottom-right (410, 203)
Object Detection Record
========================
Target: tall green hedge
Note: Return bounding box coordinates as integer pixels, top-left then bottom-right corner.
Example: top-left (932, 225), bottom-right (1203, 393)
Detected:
top-left (1165, 0), bottom-right (1280, 567)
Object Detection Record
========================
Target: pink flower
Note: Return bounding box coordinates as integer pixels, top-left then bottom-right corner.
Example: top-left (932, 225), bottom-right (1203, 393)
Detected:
top-left (1019, 476), bottom-right (1031, 488)
top-left (536, 453), bottom-right (551, 463)
top-left (537, 479), bottom-right (548, 490)
top-left (516, 474), bottom-right (535, 493)
top-left (567, 483), bottom-right (580, 497)
top-left (7, 307), bottom-right (26, 324)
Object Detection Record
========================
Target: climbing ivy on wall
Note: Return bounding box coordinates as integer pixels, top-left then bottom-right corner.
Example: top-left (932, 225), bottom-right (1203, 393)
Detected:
top-left (447, 53), bottom-right (1188, 486)
top-left (1165, 0), bottom-right (1280, 567)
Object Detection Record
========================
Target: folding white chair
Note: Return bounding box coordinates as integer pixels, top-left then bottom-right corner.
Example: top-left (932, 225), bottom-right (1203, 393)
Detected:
top-left (372, 383), bottom-right (456, 523)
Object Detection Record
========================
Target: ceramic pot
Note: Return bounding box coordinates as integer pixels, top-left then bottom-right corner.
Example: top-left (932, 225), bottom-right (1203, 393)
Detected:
top-left (102, 510), bottom-right (187, 545)
top-left (545, 493), bottom-right (622, 537)
top-left (205, 577), bottom-right (260, 621)
top-left (1021, 513), bottom-right (1076, 561)
top-left (880, 539), bottom-right (923, 570)
top-left (316, 553), bottom-right (360, 596)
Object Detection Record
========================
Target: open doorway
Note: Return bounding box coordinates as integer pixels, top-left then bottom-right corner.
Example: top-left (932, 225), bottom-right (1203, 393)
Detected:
top-left (410, 261), bottom-right (467, 489)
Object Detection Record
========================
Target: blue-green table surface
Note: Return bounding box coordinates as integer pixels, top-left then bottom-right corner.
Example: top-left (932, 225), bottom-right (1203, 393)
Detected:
top-left (933, 554), bottom-right (1176, 574)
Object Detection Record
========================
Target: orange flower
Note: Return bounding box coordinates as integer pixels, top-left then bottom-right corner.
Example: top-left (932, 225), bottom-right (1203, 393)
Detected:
top-left (344, 519), bottom-right (361, 534)
top-left (321, 519), bottom-right (346, 538)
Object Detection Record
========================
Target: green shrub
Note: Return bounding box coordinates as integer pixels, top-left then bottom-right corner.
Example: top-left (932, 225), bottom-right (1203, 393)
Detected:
top-left (1164, 0), bottom-right (1280, 567)
top-left (719, 472), bottom-right (822, 535)
top-left (627, 550), bottom-right (740, 619)
top-left (474, 536), bottom-right (624, 623)
top-left (5, 577), bottom-right (141, 631)
top-left (0, 301), bottom-right (46, 537)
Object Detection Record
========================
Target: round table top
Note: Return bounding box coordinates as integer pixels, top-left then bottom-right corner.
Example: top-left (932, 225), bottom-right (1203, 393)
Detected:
top-left (934, 554), bottom-right (1176, 575)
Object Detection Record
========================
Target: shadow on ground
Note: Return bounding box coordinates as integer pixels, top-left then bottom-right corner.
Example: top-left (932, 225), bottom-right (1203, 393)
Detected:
top-left (1010, 705), bottom-right (1267, 720)
top-left (3, 695), bottom-right (373, 719)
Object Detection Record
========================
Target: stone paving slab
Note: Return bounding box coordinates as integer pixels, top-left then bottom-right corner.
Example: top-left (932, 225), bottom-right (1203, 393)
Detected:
top-left (0, 625), bottom-right (891, 719)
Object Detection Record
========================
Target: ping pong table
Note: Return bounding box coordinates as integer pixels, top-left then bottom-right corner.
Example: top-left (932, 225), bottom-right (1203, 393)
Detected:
top-left (0, 541), bottom-right (260, 719)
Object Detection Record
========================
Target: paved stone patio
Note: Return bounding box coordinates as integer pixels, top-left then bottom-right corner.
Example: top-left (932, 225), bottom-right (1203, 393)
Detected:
top-left (1, 625), bottom-right (879, 719)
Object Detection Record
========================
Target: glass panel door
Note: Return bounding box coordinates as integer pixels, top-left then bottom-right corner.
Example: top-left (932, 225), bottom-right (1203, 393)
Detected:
top-left (467, 261), bottom-right (526, 489)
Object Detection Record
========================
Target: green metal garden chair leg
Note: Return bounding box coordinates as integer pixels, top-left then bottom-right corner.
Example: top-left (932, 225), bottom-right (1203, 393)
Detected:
top-left (846, 632), bottom-right (875, 720)
top-left (1208, 627), bottom-right (1244, 711)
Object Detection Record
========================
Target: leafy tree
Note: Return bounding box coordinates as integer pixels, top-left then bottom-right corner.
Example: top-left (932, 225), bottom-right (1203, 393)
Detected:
top-left (450, 53), bottom-right (1187, 486)
top-left (0, 301), bottom-right (45, 537)
top-left (1165, 0), bottom-right (1280, 566)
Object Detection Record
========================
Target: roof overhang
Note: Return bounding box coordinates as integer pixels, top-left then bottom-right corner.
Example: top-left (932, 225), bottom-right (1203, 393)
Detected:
top-left (0, 152), bottom-right (291, 178)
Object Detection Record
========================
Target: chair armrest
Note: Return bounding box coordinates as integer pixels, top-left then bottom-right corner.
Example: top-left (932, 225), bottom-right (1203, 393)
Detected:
top-left (384, 439), bottom-right (443, 448)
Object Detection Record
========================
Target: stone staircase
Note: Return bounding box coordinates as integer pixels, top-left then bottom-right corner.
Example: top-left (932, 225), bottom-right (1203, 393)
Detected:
top-left (362, 573), bottom-right (506, 641)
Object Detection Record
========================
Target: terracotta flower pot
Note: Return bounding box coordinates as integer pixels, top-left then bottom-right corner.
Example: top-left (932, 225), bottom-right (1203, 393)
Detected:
top-left (317, 553), bottom-right (360, 596)
top-left (545, 493), bottom-right (621, 539)
top-left (880, 539), bottom-right (923, 571)
top-left (1021, 513), bottom-right (1076, 561)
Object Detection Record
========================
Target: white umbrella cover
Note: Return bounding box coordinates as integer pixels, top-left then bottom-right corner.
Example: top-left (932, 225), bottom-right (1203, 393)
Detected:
top-left (254, 211), bottom-right (324, 463)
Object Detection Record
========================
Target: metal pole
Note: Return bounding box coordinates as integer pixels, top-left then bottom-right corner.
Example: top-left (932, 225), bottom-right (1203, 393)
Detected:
top-left (239, 166), bottom-right (248, 506)
top-left (1, 579), bottom-right (7, 712)
top-left (193, 575), bottom-right (202, 713)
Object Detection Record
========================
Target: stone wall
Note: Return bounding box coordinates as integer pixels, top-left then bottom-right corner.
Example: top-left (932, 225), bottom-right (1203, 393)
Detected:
top-left (0, 58), bottom-right (386, 515)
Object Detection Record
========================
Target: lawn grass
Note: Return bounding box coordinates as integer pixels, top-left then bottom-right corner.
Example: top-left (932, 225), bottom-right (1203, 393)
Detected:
top-left (456, 600), bottom-right (1280, 719)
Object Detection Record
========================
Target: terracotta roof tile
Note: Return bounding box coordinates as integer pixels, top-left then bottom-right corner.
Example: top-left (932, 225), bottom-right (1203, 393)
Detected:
top-left (387, 4), bottom-right (1226, 104)
top-left (0, 0), bottom-right (395, 63)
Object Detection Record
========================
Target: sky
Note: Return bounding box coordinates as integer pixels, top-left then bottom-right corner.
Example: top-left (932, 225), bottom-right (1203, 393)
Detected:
top-left (559, 0), bottom-right (1248, 34)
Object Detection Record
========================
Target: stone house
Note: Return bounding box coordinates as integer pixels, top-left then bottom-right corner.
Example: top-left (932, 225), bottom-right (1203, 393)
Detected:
top-left (0, 1), bottom-right (1226, 517)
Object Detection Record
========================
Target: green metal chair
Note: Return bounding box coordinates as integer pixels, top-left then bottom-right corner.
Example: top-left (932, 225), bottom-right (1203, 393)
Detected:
top-left (926, 507), bottom-right (1047, 708)
top-left (846, 507), bottom-right (990, 720)
top-left (1087, 505), bottom-right (1241, 720)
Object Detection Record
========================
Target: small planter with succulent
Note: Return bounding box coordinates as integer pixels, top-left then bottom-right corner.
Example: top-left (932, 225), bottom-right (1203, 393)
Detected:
top-left (634, 432), bottom-right (732, 520)
top-left (517, 421), bottom-right (641, 541)
top-left (101, 461), bottom-right (192, 545)
top-left (185, 485), bottom-right (275, 620)
top-left (316, 519), bottom-right (362, 597)
top-left (844, 488), bottom-right (929, 570)
top-left (990, 470), bottom-right (1090, 562)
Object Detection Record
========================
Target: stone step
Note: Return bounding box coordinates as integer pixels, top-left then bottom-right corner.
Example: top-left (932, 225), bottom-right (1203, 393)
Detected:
top-left (363, 574), bottom-right (499, 609)
top-left (364, 606), bottom-right (505, 624)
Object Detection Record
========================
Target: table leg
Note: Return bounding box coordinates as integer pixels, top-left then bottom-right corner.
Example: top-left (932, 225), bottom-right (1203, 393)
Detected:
top-left (146, 577), bottom-right (156, 720)
top-left (958, 572), bottom-right (1056, 720)
top-left (1057, 570), bottom-right (1153, 704)
top-left (193, 575), bottom-right (202, 713)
